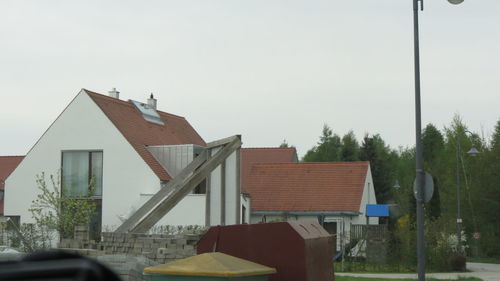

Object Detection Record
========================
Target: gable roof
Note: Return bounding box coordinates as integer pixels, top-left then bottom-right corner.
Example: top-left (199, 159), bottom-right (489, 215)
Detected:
top-left (84, 89), bottom-right (206, 181)
top-left (246, 162), bottom-right (369, 212)
top-left (241, 147), bottom-right (298, 193)
top-left (0, 156), bottom-right (24, 190)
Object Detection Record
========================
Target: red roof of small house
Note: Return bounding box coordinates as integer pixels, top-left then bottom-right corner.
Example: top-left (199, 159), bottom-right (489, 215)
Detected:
top-left (241, 147), bottom-right (298, 193)
top-left (85, 89), bottom-right (206, 181)
top-left (0, 156), bottom-right (23, 214)
top-left (0, 156), bottom-right (24, 190)
top-left (246, 162), bottom-right (369, 212)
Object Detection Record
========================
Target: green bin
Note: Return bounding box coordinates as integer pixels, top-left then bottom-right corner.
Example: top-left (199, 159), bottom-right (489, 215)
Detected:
top-left (144, 252), bottom-right (276, 281)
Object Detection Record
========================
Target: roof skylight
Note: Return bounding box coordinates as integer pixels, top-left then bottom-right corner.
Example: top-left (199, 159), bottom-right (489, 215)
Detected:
top-left (129, 100), bottom-right (164, 125)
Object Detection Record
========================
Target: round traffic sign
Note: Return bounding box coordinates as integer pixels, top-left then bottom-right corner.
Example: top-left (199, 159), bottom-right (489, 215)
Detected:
top-left (413, 172), bottom-right (434, 203)
top-left (473, 232), bottom-right (481, 240)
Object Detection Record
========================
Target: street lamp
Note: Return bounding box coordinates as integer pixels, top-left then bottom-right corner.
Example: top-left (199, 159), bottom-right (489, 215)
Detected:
top-left (393, 181), bottom-right (401, 189)
top-left (411, 0), bottom-right (463, 280)
top-left (456, 130), bottom-right (479, 254)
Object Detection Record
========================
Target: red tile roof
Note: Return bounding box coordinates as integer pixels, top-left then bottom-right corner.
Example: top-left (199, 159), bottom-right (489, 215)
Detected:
top-left (241, 148), bottom-right (298, 193)
top-left (0, 156), bottom-right (24, 214)
top-left (246, 162), bottom-right (369, 212)
top-left (85, 89), bottom-right (206, 181)
top-left (0, 156), bottom-right (24, 190)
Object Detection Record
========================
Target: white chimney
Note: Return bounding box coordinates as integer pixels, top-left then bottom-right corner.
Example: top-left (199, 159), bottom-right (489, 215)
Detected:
top-left (108, 88), bottom-right (120, 99)
top-left (148, 93), bottom-right (157, 109)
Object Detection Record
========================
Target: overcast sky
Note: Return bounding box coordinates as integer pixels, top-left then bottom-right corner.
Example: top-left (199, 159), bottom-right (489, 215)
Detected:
top-left (1, 0), bottom-right (499, 158)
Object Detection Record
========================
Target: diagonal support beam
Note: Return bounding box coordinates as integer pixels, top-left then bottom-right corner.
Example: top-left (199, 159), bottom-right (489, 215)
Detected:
top-left (114, 149), bottom-right (208, 233)
top-left (115, 135), bottom-right (241, 233)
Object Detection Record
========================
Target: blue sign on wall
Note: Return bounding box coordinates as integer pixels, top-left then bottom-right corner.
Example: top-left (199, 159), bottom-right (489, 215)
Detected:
top-left (366, 204), bottom-right (389, 217)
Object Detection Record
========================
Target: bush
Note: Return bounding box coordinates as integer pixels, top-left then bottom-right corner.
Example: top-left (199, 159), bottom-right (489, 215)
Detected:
top-left (391, 215), bottom-right (468, 272)
top-left (28, 172), bottom-right (97, 240)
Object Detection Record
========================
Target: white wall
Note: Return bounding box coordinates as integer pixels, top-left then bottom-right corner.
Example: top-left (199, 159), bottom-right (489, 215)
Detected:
top-left (352, 165), bottom-right (379, 225)
top-left (224, 151), bottom-right (239, 225)
top-left (209, 147), bottom-right (221, 225)
top-left (5, 91), bottom-right (162, 229)
top-left (207, 148), bottom-right (240, 226)
top-left (137, 194), bottom-right (206, 226)
top-left (241, 194), bottom-right (251, 224)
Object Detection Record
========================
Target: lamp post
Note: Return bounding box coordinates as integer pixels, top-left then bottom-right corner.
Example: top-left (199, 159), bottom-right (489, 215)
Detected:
top-left (456, 130), bottom-right (479, 253)
top-left (411, 1), bottom-right (463, 280)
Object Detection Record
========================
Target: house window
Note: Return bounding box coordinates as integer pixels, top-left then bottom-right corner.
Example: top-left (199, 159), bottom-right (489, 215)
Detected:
top-left (62, 151), bottom-right (103, 197)
top-left (61, 151), bottom-right (103, 241)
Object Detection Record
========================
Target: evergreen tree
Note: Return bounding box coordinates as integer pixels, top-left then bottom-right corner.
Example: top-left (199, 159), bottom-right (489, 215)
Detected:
top-left (422, 123), bottom-right (445, 165)
top-left (341, 131), bottom-right (360, 161)
top-left (422, 124), bottom-right (445, 221)
top-left (426, 178), bottom-right (441, 221)
top-left (279, 139), bottom-right (289, 148)
top-left (302, 124), bottom-right (342, 162)
top-left (360, 134), bottom-right (397, 204)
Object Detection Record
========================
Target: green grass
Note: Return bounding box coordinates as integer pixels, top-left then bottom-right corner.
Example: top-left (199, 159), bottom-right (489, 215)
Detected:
top-left (467, 257), bottom-right (500, 264)
top-left (335, 261), bottom-right (416, 273)
top-left (336, 276), bottom-right (482, 281)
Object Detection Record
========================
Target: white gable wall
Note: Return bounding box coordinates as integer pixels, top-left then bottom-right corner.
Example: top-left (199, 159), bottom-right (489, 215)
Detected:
top-left (5, 91), bottom-right (162, 229)
top-left (352, 165), bottom-right (379, 225)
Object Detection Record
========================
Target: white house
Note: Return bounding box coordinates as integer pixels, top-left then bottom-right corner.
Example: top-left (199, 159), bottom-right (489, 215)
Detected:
top-left (5, 89), bottom-right (248, 237)
top-left (242, 160), bottom-right (378, 248)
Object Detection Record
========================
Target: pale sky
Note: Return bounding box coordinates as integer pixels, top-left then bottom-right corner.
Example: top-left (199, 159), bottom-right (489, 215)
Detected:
top-left (1, 0), bottom-right (499, 158)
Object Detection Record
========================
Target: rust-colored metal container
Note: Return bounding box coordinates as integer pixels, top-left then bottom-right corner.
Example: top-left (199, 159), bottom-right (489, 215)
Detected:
top-left (197, 221), bottom-right (334, 281)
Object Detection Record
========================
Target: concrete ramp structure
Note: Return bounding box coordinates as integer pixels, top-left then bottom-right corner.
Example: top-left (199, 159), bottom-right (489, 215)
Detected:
top-left (115, 135), bottom-right (242, 233)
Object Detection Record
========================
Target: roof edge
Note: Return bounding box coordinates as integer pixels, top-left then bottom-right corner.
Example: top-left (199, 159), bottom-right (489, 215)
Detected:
top-left (6, 90), bottom-right (85, 183)
top-left (83, 89), bottom-right (189, 120)
top-left (85, 89), bottom-right (172, 181)
top-left (251, 210), bottom-right (361, 216)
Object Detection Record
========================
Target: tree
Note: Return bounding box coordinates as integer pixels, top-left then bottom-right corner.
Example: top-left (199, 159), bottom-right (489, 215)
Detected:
top-left (29, 172), bottom-right (97, 241)
top-left (279, 140), bottom-right (290, 148)
top-left (426, 178), bottom-right (442, 221)
top-left (359, 134), bottom-right (397, 204)
top-left (469, 118), bottom-right (500, 256)
top-left (302, 124), bottom-right (342, 162)
top-left (341, 131), bottom-right (360, 161)
top-left (422, 124), bottom-right (445, 221)
top-left (492, 119), bottom-right (500, 150)
top-left (422, 124), bottom-right (445, 165)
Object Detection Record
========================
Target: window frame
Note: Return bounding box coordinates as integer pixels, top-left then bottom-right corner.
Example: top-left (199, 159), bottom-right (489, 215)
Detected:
top-left (61, 150), bottom-right (103, 199)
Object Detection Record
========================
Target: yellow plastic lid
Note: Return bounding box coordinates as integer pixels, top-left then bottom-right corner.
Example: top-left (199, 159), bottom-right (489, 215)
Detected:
top-left (143, 252), bottom-right (277, 277)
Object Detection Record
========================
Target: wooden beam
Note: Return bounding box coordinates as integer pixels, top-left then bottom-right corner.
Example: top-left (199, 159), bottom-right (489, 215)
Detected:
top-left (130, 137), bottom-right (242, 233)
top-left (206, 135), bottom-right (240, 148)
top-left (115, 149), bottom-right (208, 233)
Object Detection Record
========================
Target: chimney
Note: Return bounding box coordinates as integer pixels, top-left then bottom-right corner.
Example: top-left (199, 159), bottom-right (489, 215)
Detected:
top-left (147, 93), bottom-right (157, 109)
top-left (108, 87), bottom-right (120, 99)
